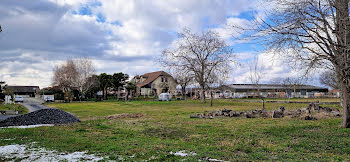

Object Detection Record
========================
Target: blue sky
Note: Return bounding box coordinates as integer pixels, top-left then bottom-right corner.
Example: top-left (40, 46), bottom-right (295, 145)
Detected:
top-left (0, 0), bottom-right (323, 88)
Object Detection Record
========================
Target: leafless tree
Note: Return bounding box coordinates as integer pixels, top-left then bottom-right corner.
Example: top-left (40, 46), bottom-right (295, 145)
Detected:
top-left (283, 77), bottom-right (305, 97)
top-left (249, 56), bottom-right (265, 109)
top-left (320, 70), bottom-right (339, 89)
top-left (52, 59), bottom-right (78, 94)
top-left (74, 57), bottom-right (96, 101)
top-left (52, 58), bottom-right (96, 101)
top-left (169, 68), bottom-right (193, 100)
top-left (160, 29), bottom-right (235, 103)
top-left (270, 76), bottom-right (306, 99)
top-left (234, 0), bottom-right (350, 127)
top-left (207, 72), bottom-right (228, 107)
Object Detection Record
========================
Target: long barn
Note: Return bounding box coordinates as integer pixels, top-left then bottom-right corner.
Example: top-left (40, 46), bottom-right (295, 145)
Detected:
top-left (6, 86), bottom-right (40, 97)
top-left (216, 84), bottom-right (329, 98)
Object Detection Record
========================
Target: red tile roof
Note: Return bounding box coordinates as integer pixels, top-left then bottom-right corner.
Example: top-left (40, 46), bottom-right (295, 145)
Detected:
top-left (137, 71), bottom-right (171, 88)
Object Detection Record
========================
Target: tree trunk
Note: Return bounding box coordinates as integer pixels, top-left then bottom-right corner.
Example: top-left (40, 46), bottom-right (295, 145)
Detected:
top-left (104, 88), bottom-right (107, 100)
top-left (335, 0), bottom-right (350, 128)
top-left (262, 98), bottom-right (265, 110)
top-left (340, 81), bottom-right (350, 128)
top-left (182, 86), bottom-right (186, 100)
top-left (79, 87), bottom-right (82, 102)
top-left (125, 91), bottom-right (128, 102)
top-left (200, 85), bottom-right (206, 103)
top-left (210, 91), bottom-right (213, 107)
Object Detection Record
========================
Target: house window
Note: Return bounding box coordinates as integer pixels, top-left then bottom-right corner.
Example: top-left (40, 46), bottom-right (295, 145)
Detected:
top-left (161, 77), bottom-right (168, 82)
top-left (301, 90), bottom-right (306, 96)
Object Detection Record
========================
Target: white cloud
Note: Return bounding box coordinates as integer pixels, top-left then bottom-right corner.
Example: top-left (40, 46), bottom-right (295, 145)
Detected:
top-left (5, 0), bottom-right (317, 89)
top-left (230, 49), bottom-right (322, 85)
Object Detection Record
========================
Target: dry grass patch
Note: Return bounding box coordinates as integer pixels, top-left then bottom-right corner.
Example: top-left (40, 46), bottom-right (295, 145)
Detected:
top-left (106, 113), bottom-right (144, 119)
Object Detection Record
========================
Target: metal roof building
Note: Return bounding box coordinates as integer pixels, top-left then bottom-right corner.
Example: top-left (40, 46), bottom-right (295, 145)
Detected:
top-left (217, 84), bottom-right (328, 98)
top-left (6, 86), bottom-right (40, 97)
top-left (222, 84), bottom-right (328, 92)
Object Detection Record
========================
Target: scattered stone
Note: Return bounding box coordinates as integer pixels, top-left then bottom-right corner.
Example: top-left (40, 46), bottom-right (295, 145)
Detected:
top-left (319, 106), bottom-right (339, 113)
top-left (190, 104), bottom-right (341, 120)
top-left (332, 111), bottom-right (341, 117)
top-left (245, 111), bottom-right (256, 118)
top-left (300, 108), bottom-right (309, 114)
top-left (0, 109), bottom-right (80, 127)
top-left (309, 103), bottom-right (319, 111)
top-left (301, 115), bottom-right (317, 120)
top-left (272, 107), bottom-right (285, 118)
top-left (285, 109), bottom-right (302, 118)
top-left (190, 113), bottom-right (203, 118)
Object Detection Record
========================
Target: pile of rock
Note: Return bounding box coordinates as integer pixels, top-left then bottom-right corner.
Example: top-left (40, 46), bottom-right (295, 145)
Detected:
top-left (0, 109), bottom-right (80, 127)
top-left (190, 108), bottom-right (274, 119)
top-left (190, 103), bottom-right (341, 120)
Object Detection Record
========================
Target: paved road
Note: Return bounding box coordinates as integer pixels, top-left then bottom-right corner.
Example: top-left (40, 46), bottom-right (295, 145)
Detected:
top-left (21, 97), bottom-right (47, 112)
top-left (0, 97), bottom-right (48, 121)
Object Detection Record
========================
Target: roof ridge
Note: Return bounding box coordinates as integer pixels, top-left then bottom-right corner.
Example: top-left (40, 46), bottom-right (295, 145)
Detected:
top-left (137, 71), bottom-right (171, 87)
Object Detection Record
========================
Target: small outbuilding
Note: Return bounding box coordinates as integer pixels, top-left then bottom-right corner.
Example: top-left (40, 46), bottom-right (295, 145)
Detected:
top-left (6, 86), bottom-right (40, 97)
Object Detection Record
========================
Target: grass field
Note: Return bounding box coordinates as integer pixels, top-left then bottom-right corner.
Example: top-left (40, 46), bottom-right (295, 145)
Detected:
top-left (0, 104), bottom-right (29, 114)
top-left (0, 99), bottom-right (349, 161)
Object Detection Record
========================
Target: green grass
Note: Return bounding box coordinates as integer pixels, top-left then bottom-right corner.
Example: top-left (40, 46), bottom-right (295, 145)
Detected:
top-left (0, 104), bottom-right (29, 114)
top-left (0, 99), bottom-right (348, 161)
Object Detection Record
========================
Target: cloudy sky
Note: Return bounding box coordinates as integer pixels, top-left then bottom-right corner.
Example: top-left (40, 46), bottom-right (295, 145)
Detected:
top-left (0, 0), bottom-right (322, 88)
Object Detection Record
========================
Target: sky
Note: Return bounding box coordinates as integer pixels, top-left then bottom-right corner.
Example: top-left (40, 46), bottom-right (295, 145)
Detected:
top-left (0, 0), bottom-right (323, 88)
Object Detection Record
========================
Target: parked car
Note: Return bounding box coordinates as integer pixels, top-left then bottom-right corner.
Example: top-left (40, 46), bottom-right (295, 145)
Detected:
top-left (43, 95), bottom-right (54, 102)
top-left (14, 96), bottom-right (24, 102)
top-left (158, 93), bottom-right (172, 101)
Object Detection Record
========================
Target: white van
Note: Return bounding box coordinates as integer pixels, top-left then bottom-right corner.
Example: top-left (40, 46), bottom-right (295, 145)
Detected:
top-left (43, 95), bottom-right (54, 102)
top-left (158, 93), bottom-right (172, 101)
top-left (14, 96), bottom-right (24, 102)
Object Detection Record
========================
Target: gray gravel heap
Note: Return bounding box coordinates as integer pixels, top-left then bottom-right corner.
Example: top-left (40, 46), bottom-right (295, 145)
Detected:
top-left (0, 109), bottom-right (80, 127)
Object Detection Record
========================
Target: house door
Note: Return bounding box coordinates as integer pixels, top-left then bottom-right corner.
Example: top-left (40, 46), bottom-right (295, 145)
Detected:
top-left (162, 87), bottom-right (169, 93)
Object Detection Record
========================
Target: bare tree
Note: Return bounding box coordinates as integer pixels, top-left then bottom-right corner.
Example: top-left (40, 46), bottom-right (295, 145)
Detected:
top-left (235, 0), bottom-right (350, 127)
top-left (160, 29), bottom-right (235, 103)
top-left (282, 77), bottom-right (304, 98)
top-left (52, 58), bottom-right (96, 101)
top-left (52, 59), bottom-right (78, 94)
top-left (207, 72), bottom-right (228, 107)
top-left (249, 56), bottom-right (265, 109)
top-left (74, 57), bottom-right (96, 101)
top-left (270, 76), bottom-right (306, 99)
top-left (169, 68), bottom-right (193, 100)
top-left (320, 70), bottom-right (339, 89)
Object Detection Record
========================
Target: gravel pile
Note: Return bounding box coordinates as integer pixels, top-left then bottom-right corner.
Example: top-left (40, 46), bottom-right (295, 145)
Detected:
top-left (0, 109), bottom-right (80, 127)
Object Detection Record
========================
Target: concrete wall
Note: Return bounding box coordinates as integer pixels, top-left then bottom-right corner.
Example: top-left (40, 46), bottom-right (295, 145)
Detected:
top-left (140, 88), bottom-right (152, 96)
top-left (147, 76), bottom-right (177, 96)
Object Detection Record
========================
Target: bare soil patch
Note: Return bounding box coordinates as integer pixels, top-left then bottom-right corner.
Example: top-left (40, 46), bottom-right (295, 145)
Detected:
top-left (106, 113), bottom-right (144, 119)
